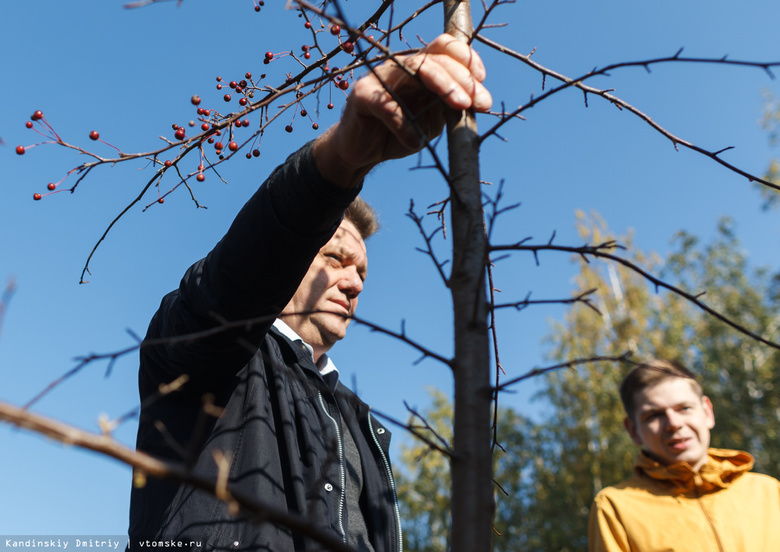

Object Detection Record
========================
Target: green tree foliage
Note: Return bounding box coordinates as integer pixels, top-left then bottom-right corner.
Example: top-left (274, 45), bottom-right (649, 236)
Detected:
top-left (662, 218), bottom-right (780, 472)
top-left (397, 213), bottom-right (780, 552)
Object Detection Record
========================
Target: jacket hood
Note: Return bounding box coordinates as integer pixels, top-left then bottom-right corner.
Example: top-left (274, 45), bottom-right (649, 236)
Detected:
top-left (635, 447), bottom-right (754, 495)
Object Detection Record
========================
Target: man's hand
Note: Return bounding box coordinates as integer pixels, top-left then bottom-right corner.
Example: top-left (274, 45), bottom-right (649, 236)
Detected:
top-left (314, 34), bottom-right (492, 188)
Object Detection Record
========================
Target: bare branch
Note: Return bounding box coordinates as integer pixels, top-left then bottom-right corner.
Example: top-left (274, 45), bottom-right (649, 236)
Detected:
top-left (495, 353), bottom-right (633, 391)
top-left (407, 200), bottom-right (451, 286)
top-left (494, 241), bottom-right (780, 350)
top-left (492, 288), bottom-right (602, 315)
top-left (0, 277), bottom-right (17, 343)
top-left (475, 34), bottom-right (780, 194)
top-left (0, 400), bottom-right (359, 552)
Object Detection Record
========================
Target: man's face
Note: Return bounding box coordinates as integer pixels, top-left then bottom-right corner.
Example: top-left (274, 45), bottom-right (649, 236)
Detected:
top-left (281, 219), bottom-right (367, 359)
top-left (624, 377), bottom-right (715, 472)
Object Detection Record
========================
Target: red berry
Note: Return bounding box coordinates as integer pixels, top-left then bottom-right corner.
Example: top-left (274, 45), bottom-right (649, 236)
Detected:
top-left (285, 125), bottom-right (293, 133)
top-left (330, 24), bottom-right (341, 35)
top-left (172, 124), bottom-right (179, 130)
top-left (229, 81), bottom-right (238, 89)
top-left (188, 120), bottom-right (195, 127)
top-left (217, 84), bottom-right (223, 90)
top-left (228, 141), bottom-right (238, 151)
top-left (304, 21), bottom-right (312, 29)
top-left (33, 193), bottom-right (42, 201)
top-left (175, 128), bottom-right (186, 140)
top-left (216, 76), bottom-right (222, 82)
top-left (191, 95), bottom-right (201, 105)
top-left (47, 182), bottom-right (56, 191)
top-left (89, 130), bottom-right (100, 140)
top-left (25, 121), bottom-right (33, 129)
top-left (196, 173), bottom-right (206, 182)
top-left (302, 45), bottom-right (309, 52)
top-left (342, 41), bottom-right (354, 54)
top-left (239, 98), bottom-right (247, 106)
top-left (31, 110), bottom-right (43, 121)
top-left (208, 137), bottom-right (215, 144)
top-left (327, 103), bottom-right (334, 110)
top-left (252, 149), bottom-right (260, 157)
top-left (164, 160), bottom-right (172, 167)
top-left (304, 52), bottom-right (311, 60)
top-left (312, 123), bottom-right (319, 130)
top-left (198, 164), bottom-right (205, 171)
top-left (158, 198), bottom-right (165, 204)
top-left (254, 5), bottom-right (260, 11)
top-left (197, 107), bottom-right (205, 115)
top-left (258, 0), bottom-right (264, 5)
top-left (204, 110), bottom-right (211, 116)
top-left (265, 51), bottom-right (273, 61)
top-left (245, 72), bottom-right (252, 79)
top-left (338, 80), bottom-right (349, 90)
top-left (241, 119), bottom-right (250, 127)
top-left (300, 109), bottom-right (307, 117)
top-left (215, 142), bottom-right (224, 150)
top-left (15, 145), bottom-right (25, 155)
top-left (201, 123), bottom-right (210, 131)
top-left (246, 153), bottom-right (252, 159)
top-left (224, 94), bottom-right (232, 102)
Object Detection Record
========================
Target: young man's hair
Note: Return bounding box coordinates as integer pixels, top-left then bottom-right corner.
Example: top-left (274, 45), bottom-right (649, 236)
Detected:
top-left (344, 196), bottom-right (379, 239)
top-left (619, 359), bottom-right (703, 419)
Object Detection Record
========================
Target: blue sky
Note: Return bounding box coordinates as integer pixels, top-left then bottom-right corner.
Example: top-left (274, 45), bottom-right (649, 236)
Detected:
top-left (1, 0), bottom-right (779, 537)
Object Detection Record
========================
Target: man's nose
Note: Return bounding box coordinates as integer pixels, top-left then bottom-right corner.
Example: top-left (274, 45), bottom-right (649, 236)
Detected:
top-left (338, 268), bottom-right (363, 298)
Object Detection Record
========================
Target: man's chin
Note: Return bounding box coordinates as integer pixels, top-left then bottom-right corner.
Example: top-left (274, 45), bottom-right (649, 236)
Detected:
top-left (315, 316), bottom-right (350, 343)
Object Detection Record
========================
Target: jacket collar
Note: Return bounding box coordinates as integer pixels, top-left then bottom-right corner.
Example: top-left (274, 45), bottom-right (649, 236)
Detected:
top-left (272, 320), bottom-right (340, 392)
top-left (635, 447), bottom-right (754, 494)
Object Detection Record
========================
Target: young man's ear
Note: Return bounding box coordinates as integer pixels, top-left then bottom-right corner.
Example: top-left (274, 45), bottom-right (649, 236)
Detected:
top-left (702, 395), bottom-right (715, 430)
top-left (624, 416), bottom-right (643, 446)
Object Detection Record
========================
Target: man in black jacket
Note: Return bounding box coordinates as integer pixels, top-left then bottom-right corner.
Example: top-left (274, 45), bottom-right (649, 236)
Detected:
top-left (129, 34), bottom-right (492, 551)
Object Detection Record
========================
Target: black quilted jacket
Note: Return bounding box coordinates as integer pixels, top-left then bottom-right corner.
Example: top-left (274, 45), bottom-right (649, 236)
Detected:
top-left (128, 143), bottom-right (402, 552)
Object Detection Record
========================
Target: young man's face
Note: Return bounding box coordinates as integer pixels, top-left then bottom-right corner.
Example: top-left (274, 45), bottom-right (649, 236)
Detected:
top-left (282, 219), bottom-right (367, 360)
top-left (624, 377), bottom-right (715, 472)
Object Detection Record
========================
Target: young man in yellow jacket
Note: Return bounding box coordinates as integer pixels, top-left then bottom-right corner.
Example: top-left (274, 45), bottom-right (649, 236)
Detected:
top-left (589, 359), bottom-right (780, 551)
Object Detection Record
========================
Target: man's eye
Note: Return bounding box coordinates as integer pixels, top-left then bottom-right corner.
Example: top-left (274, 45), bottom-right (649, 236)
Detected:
top-left (325, 253), bottom-right (342, 263)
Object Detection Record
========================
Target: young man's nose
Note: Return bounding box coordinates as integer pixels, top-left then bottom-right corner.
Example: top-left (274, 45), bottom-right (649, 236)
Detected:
top-left (664, 411), bottom-right (683, 430)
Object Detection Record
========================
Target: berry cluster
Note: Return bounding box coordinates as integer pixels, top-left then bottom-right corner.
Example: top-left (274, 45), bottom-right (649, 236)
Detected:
top-left (18, 6), bottom-right (369, 206)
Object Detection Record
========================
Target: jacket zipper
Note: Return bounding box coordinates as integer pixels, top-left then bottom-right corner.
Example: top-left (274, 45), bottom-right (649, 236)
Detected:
top-left (368, 415), bottom-right (403, 552)
top-left (694, 474), bottom-right (724, 552)
top-left (318, 391), bottom-right (347, 543)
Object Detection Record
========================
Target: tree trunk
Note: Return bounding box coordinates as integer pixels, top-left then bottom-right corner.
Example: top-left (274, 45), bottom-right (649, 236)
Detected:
top-left (443, 2), bottom-right (494, 551)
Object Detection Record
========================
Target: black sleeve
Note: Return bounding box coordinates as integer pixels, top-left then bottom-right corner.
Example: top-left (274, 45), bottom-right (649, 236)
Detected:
top-left (140, 141), bottom-right (362, 387)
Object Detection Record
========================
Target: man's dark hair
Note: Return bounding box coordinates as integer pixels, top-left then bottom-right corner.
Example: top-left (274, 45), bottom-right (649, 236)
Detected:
top-left (619, 359), bottom-right (703, 420)
top-left (344, 196), bottom-right (379, 239)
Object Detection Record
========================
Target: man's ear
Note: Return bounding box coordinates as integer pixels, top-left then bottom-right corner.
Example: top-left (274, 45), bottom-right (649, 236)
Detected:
top-left (702, 395), bottom-right (715, 430)
top-left (624, 416), bottom-right (643, 446)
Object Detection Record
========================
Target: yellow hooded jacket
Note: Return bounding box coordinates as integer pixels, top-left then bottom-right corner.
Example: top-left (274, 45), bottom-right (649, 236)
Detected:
top-left (589, 448), bottom-right (780, 551)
